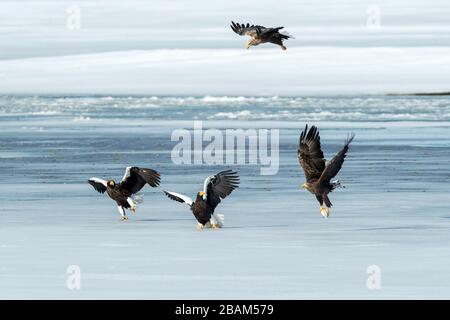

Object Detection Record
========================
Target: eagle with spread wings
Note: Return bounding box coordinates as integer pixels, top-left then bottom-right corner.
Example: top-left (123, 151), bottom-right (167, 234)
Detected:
top-left (164, 170), bottom-right (239, 229)
top-left (298, 125), bottom-right (354, 218)
top-left (88, 167), bottom-right (161, 221)
top-left (230, 21), bottom-right (292, 50)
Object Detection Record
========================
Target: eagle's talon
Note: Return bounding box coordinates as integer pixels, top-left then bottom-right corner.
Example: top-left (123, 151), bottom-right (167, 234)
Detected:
top-left (120, 216), bottom-right (128, 221)
top-left (196, 223), bottom-right (204, 230)
top-left (211, 223), bottom-right (219, 229)
top-left (320, 207), bottom-right (329, 219)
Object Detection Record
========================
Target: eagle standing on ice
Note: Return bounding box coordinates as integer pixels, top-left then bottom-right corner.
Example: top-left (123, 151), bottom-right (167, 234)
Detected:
top-left (230, 21), bottom-right (292, 50)
top-left (298, 125), bottom-right (354, 218)
top-left (163, 170), bottom-right (239, 229)
top-left (88, 167), bottom-right (161, 221)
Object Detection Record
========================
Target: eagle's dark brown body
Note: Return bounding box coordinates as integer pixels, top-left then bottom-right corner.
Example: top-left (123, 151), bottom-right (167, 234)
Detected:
top-left (303, 181), bottom-right (334, 208)
top-left (106, 185), bottom-right (133, 208)
top-left (247, 30), bottom-right (289, 49)
top-left (191, 194), bottom-right (213, 225)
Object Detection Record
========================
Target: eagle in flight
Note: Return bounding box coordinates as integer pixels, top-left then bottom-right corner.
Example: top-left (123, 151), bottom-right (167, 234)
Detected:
top-left (88, 167), bottom-right (161, 221)
top-left (230, 21), bottom-right (292, 50)
top-left (163, 170), bottom-right (239, 229)
top-left (298, 125), bottom-right (354, 218)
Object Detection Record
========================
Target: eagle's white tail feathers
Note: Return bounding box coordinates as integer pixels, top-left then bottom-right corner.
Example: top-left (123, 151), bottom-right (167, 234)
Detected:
top-left (331, 180), bottom-right (345, 189)
top-left (131, 193), bottom-right (144, 204)
top-left (212, 214), bottom-right (224, 228)
top-left (201, 214), bottom-right (225, 229)
top-left (216, 214), bottom-right (224, 227)
top-left (127, 194), bottom-right (144, 212)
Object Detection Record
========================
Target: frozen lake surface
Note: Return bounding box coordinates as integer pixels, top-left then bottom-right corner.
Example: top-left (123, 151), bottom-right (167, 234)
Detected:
top-left (0, 95), bottom-right (449, 299)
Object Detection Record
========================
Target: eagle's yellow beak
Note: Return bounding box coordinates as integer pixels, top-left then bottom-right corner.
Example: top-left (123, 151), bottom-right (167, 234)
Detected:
top-left (301, 183), bottom-right (307, 189)
top-left (199, 191), bottom-right (206, 197)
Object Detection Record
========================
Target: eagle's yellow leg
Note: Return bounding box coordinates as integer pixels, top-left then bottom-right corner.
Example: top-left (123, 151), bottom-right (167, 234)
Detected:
top-left (130, 206), bottom-right (136, 214)
top-left (120, 216), bottom-right (128, 221)
top-left (211, 223), bottom-right (220, 229)
top-left (320, 206), bottom-right (330, 219)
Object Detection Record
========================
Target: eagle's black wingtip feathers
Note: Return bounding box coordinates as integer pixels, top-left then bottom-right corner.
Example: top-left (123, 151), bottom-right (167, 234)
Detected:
top-left (163, 190), bottom-right (172, 199)
top-left (163, 190), bottom-right (189, 205)
top-left (218, 169), bottom-right (240, 185)
top-left (300, 124), bottom-right (308, 142)
top-left (137, 167), bottom-right (161, 188)
top-left (88, 179), bottom-right (107, 194)
top-left (301, 124), bottom-right (320, 144)
top-left (230, 22), bottom-right (237, 33)
top-left (346, 133), bottom-right (355, 145)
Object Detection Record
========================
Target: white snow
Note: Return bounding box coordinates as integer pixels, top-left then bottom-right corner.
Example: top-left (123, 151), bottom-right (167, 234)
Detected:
top-left (1, 47), bottom-right (450, 95)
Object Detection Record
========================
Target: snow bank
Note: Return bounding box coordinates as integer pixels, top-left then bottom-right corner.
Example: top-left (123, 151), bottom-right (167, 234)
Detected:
top-left (1, 47), bottom-right (450, 95)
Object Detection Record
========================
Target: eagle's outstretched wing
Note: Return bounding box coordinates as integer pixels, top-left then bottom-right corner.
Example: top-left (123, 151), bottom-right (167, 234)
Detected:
top-left (204, 170), bottom-right (239, 210)
top-left (163, 191), bottom-right (193, 206)
top-left (88, 178), bottom-right (108, 194)
top-left (230, 21), bottom-right (265, 38)
top-left (319, 133), bottom-right (355, 184)
top-left (298, 124), bottom-right (326, 182)
top-left (120, 167), bottom-right (160, 194)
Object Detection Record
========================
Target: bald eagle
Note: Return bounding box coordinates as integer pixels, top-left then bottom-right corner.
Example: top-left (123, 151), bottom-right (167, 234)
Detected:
top-left (298, 125), bottom-right (354, 218)
top-left (230, 21), bottom-right (292, 50)
top-left (88, 167), bottom-right (161, 221)
top-left (163, 170), bottom-right (239, 229)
